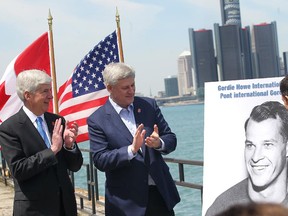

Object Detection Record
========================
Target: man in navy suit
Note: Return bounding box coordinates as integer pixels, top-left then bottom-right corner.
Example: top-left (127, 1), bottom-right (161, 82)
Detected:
top-left (0, 69), bottom-right (83, 216)
top-left (88, 62), bottom-right (180, 216)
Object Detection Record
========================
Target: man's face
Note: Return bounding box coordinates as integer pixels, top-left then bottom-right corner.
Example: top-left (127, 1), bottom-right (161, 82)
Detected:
top-left (25, 83), bottom-right (53, 116)
top-left (107, 77), bottom-right (135, 108)
top-left (245, 118), bottom-right (287, 188)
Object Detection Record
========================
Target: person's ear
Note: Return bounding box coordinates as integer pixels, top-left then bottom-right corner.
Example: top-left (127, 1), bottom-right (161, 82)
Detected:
top-left (106, 84), bottom-right (112, 93)
top-left (24, 91), bottom-right (30, 100)
top-left (282, 95), bottom-right (288, 107)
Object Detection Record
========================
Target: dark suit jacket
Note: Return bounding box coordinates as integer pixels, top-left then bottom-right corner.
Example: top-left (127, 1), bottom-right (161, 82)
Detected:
top-left (0, 108), bottom-right (83, 216)
top-left (88, 96), bottom-right (180, 216)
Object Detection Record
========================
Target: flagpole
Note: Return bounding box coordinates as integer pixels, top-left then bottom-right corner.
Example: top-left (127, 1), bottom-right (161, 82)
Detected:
top-left (116, 7), bottom-right (124, 63)
top-left (47, 9), bottom-right (59, 114)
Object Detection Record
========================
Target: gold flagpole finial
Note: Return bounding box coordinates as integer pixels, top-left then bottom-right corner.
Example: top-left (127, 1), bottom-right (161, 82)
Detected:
top-left (116, 7), bottom-right (120, 22)
top-left (48, 9), bottom-right (52, 27)
top-left (47, 9), bottom-right (59, 114)
top-left (116, 7), bottom-right (124, 63)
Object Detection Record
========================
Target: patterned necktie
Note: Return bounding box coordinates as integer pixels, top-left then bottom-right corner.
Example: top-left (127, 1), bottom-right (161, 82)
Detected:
top-left (36, 117), bottom-right (50, 148)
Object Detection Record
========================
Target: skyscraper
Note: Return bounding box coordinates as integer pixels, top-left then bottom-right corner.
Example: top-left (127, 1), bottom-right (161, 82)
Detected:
top-left (188, 28), bottom-right (218, 91)
top-left (241, 26), bottom-right (253, 79)
top-left (251, 22), bottom-right (280, 78)
top-left (284, 52), bottom-right (288, 75)
top-left (220, 0), bottom-right (242, 26)
top-left (216, 0), bottom-right (253, 81)
top-left (215, 24), bottom-right (245, 81)
top-left (187, 0), bottom-right (282, 90)
top-left (177, 51), bottom-right (193, 96)
top-left (164, 76), bottom-right (179, 97)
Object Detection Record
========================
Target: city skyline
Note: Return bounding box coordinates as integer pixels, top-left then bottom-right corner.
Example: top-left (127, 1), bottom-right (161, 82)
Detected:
top-left (0, 0), bottom-right (287, 96)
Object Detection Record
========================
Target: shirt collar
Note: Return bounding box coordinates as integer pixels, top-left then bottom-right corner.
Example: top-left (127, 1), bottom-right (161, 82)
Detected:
top-left (23, 106), bottom-right (44, 123)
top-left (109, 97), bottom-right (134, 114)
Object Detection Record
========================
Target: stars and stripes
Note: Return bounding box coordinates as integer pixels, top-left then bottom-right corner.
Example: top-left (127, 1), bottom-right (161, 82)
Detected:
top-left (58, 31), bottom-right (119, 143)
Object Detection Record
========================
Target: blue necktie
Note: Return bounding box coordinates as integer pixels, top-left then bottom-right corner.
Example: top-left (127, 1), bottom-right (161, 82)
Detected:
top-left (36, 117), bottom-right (50, 148)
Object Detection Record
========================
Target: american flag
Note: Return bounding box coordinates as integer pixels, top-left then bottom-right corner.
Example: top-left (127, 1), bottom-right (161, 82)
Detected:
top-left (58, 31), bottom-right (119, 143)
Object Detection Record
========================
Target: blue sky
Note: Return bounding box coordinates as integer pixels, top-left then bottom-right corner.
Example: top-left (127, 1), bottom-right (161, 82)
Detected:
top-left (0, 0), bottom-right (287, 96)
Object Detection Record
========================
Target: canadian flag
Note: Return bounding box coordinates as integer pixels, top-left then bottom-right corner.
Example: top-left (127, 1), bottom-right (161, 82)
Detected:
top-left (0, 32), bottom-right (52, 123)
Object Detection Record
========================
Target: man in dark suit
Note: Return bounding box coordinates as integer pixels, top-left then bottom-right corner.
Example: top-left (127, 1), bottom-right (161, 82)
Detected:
top-left (0, 69), bottom-right (83, 216)
top-left (88, 62), bottom-right (180, 216)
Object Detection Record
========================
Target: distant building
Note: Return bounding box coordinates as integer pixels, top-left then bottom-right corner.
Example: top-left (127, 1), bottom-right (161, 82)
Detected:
top-left (251, 22), bottom-right (280, 78)
top-left (177, 51), bottom-right (193, 96)
top-left (241, 26), bottom-right (253, 79)
top-left (283, 52), bottom-right (288, 75)
top-left (279, 57), bottom-right (285, 76)
top-left (220, 0), bottom-right (242, 26)
top-left (188, 28), bottom-right (218, 90)
top-left (186, 0), bottom-right (282, 90)
top-left (157, 91), bottom-right (165, 98)
top-left (164, 76), bottom-right (179, 97)
top-left (135, 92), bottom-right (144, 97)
top-left (214, 24), bottom-right (252, 81)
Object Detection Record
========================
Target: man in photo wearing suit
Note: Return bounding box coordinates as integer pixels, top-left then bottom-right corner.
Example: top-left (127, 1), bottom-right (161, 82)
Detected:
top-left (0, 69), bottom-right (83, 216)
top-left (205, 101), bottom-right (288, 216)
top-left (88, 62), bottom-right (180, 216)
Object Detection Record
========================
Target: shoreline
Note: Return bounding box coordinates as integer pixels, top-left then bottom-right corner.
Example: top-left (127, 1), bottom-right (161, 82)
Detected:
top-left (161, 100), bottom-right (204, 107)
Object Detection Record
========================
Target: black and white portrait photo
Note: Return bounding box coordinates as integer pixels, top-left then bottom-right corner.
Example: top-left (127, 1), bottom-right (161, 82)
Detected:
top-left (202, 77), bottom-right (284, 216)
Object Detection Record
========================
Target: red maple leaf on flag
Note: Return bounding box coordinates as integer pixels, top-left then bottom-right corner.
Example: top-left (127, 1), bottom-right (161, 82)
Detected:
top-left (0, 32), bottom-right (51, 123)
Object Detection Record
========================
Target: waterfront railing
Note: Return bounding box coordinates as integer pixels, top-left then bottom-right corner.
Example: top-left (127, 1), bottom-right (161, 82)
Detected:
top-left (0, 147), bottom-right (203, 215)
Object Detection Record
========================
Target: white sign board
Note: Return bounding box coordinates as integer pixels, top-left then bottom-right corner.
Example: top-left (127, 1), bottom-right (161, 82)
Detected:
top-left (202, 76), bottom-right (283, 216)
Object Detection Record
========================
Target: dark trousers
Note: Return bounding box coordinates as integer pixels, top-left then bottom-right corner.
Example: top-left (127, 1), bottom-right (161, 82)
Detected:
top-left (145, 186), bottom-right (175, 216)
top-left (58, 189), bottom-right (66, 216)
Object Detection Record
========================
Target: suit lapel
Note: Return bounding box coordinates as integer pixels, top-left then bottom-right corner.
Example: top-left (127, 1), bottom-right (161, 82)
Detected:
top-left (18, 108), bottom-right (48, 149)
top-left (133, 98), bottom-right (143, 125)
top-left (133, 99), bottom-right (147, 157)
top-left (44, 113), bottom-right (54, 138)
top-left (105, 100), bottom-right (133, 143)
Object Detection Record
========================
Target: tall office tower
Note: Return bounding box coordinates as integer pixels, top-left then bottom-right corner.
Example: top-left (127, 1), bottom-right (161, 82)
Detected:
top-left (188, 28), bottom-right (218, 91)
top-left (251, 22), bottom-right (280, 78)
top-left (284, 52), bottom-right (288, 75)
top-left (220, 0), bottom-right (242, 26)
top-left (241, 26), bottom-right (253, 79)
top-left (164, 76), bottom-right (179, 97)
top-left (214, 24), bottom-right (252, 81)
top-left (218, 0), bottom-right (253, 80)
top-left (177, 51), bottom-right (193, 96)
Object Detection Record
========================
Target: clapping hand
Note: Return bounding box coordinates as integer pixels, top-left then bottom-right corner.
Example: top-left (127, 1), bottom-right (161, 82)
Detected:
top-left (131, 124), bottom-right (146, 154)
top-left (64, 121), bottom-right (78, 149)
top-left (51, 118), bottom-right (64, 154)
top-left (145, 124), bottom-right (161, 149)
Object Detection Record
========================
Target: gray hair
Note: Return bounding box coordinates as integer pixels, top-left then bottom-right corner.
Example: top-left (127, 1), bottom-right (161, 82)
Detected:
top-left (102, 62), bottom-right (135, 86)
top-left (16, 69), bottom-right (52, 101)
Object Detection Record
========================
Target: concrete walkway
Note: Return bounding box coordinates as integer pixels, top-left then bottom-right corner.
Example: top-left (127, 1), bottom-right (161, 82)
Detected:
top-left (0, 179), bottom-right (104, 216)
top-left (0, 180), bottom-right (13, 216)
